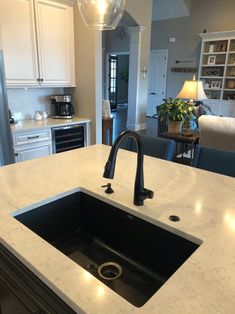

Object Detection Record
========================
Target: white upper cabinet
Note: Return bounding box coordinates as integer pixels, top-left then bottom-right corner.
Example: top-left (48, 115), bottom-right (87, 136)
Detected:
top-left (35, 0), bottom-right (75, 86)
top-left (0, 0), bottom-right (39, 86)
top-left (0, 0), bottom-right (75, 87)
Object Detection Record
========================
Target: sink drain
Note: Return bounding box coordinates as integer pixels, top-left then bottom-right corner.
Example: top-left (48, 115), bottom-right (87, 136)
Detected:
top-left (98, 262), bottom-right (122, 281)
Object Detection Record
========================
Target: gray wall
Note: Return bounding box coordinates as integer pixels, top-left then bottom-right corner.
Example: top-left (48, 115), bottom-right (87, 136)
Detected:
top-left (151, 0), bottom-right (235, 98)
top-left (104, 9), bottom-right (137, 54)
top-left (105, 30), bottom-right (129, 54)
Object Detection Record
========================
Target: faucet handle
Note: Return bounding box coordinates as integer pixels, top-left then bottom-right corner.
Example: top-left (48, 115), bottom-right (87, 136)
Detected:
top-left (141, 188), bottom-right (154, 200)
top-left (102, 183), bottom-right (114, 194)
top-left (134, 188), bottom-right (154, 206)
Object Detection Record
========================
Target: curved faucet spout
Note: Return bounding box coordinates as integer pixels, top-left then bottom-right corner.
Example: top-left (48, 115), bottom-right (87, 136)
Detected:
top-left (103, 130), bottom-right (154, 206)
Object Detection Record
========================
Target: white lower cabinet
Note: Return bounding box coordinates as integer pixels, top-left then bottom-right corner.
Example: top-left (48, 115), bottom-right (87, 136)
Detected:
top-left (13, 129), bottom-right (52, 163)
top-left (14, 143), bottom-right (52, 162)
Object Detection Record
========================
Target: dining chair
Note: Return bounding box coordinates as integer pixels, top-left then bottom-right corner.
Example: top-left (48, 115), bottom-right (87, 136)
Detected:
top-left (121, 134), bottom-right (176, 161)
top-left (192, 145), bottom-right (235, 177)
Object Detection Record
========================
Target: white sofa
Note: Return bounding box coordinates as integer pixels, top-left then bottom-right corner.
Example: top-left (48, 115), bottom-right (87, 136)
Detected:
top-left (198, 115), bottom-right (235, 152)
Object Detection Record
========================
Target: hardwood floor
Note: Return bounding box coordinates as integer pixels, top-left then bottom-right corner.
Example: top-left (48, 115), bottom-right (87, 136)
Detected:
top-left (112, 107), bottom-right (158, 142)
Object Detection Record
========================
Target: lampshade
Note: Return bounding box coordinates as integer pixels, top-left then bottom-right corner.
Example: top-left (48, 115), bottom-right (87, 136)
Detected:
top-left (177, 79), bottom-right (207, 102)
top-left (77, 0), bottom-right (126, 30)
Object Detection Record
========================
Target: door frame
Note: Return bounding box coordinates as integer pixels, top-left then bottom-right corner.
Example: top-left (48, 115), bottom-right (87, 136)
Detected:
top-left (105, 51), bottom-right (130, 102)
top-left (147, 49), bottom-right (168, 116)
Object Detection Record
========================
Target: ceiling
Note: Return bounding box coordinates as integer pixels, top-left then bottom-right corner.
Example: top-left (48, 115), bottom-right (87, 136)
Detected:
top-left (152, 0), bottom-right (192, 21)
top-left (117, 0), bottom-right (192, 28)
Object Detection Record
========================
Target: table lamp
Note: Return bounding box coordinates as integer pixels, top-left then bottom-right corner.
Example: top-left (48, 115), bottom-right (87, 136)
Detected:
top-left (177, 75), bottom-right (207, 135)
top-left (177, 75), bottom-right (207, 104)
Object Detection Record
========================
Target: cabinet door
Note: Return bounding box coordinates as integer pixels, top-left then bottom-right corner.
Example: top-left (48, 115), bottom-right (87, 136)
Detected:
top-left (0, 0), bottom-right (39, 87)
top-left (0, 282), bottom-right (32, 314)
top-left (35, 0), bottom-right (75, 87)
top-left (15, 142), bottom-right (52, 162)
top-left (0, 244), bottom-right (76, 313)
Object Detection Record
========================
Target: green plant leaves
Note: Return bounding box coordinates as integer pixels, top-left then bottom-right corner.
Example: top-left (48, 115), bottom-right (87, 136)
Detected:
top-left (156, 98), bottom-right (196, 121)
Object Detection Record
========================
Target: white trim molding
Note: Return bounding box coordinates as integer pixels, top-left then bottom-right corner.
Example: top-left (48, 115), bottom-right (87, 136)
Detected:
top-left (53, 0), bottom-right (76, 6)
top-left (126, 122), bottom-right (147, 131)
top-left (199, 30), bottom-right (235, 40)
top-left (176, 0), bottom-right (190, 16)
top-left (128, 26), bottom-right (146, 34)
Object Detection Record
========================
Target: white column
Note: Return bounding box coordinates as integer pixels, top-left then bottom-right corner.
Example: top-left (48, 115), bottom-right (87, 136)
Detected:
top-left (127, 26), bottom-right (146, 130)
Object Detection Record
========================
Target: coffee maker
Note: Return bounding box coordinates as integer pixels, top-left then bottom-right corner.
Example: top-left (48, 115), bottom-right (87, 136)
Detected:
top-left (50, 95), bottom-right (74, 119)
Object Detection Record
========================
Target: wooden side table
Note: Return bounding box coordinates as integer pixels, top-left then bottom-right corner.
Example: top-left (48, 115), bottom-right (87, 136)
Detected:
top-left (161, 132), bottom-right (200, 163)
top-left (102, 116), bottom-right (114, 146)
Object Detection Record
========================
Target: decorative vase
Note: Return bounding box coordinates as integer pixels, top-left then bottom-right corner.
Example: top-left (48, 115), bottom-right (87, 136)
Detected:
top-left (168, 120), bottom-right (183, 134)
top-left (35, 111), bottom-right (43, 121)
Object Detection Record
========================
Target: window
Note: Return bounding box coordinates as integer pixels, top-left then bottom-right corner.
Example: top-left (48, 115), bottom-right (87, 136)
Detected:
top-left (109, 55), bottom-right (118, 108)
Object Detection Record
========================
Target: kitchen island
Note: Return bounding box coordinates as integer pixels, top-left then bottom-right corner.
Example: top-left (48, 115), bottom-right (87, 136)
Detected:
top-left (0, 144), bottom-right (235, 313)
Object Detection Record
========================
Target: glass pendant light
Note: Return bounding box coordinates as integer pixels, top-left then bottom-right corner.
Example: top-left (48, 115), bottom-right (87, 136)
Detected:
top-left (77, 0), bottom-right (126, 30)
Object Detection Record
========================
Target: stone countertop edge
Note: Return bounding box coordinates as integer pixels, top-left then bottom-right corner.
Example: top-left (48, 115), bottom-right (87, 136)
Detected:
top-left (0, 144), bottom-right (235, 314)
top-left (10, 116), bottom-right (91, 134)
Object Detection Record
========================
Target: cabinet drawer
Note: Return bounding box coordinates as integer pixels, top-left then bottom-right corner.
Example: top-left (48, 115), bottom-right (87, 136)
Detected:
top-left (13, 129), bottom-right (52, 147)
top-left (14, 142), bottom-right (52, 163)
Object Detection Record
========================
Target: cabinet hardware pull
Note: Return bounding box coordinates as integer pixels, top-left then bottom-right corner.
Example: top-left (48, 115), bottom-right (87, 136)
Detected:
top-left (27, 135), bottom-right (40, 140)
top-left (37, 78), bottom-right (40, 81)
top-left (40, 78), bottom-right (44, 82)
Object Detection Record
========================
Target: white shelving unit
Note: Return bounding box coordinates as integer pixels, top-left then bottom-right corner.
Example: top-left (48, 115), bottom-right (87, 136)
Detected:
top-left (199, 31), bottom-right (235, 102)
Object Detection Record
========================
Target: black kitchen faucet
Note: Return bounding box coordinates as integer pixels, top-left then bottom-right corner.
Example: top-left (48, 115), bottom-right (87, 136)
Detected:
top-left (103, 130), bottom-right (154, 206)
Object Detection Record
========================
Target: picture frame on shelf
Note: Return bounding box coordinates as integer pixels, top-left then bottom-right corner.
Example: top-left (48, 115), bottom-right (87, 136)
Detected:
top-left (208, 56), bottom-right (216, 65)
top-left (211, 81), bottom-right (221, 89)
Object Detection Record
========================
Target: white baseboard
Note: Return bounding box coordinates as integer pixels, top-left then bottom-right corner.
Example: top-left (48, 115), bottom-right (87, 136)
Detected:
top-left (126, 122), bottom-right (146, 131)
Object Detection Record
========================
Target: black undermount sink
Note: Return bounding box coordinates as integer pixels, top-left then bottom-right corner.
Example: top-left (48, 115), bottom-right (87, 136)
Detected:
top-left (14, 191), bottom-right (201, 307)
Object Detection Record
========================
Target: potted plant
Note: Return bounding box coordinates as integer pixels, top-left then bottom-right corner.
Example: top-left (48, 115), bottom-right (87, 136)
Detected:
top-left (155, 98), bottom-right (195, 134)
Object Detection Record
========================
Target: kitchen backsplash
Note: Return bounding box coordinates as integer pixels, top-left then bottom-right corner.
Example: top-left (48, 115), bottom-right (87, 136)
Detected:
top-left (7, 88), bottom-right (64, 120)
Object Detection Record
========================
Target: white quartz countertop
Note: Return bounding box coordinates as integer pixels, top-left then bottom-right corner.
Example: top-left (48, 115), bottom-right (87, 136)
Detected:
top-left (10, 116), bottom-right (91, 133)
top-left (0, 145), bottom-right (235, 313)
